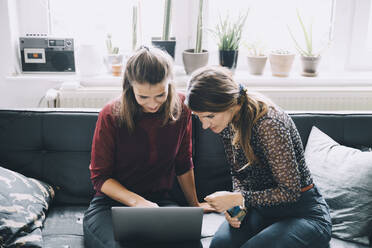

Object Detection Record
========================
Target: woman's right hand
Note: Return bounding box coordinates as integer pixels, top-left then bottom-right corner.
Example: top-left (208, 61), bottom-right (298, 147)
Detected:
top-left (133, 198), bottom-right (159, 208)
top-left (224, 211), bottom-right (241, 228)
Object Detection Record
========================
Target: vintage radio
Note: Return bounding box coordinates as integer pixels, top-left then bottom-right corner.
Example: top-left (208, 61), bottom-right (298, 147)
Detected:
top-left (19, 36), bottom-right (75, 73)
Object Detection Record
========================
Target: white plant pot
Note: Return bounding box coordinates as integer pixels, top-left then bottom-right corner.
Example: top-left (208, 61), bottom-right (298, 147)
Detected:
top-left (246, 56), bottom-right (267, 75)
top-left (301, 55), bottom-right (321, 77)
top-left (269, 53), bottom-right (295, 77)
top-left (182, 49), bottom-right (209, 75)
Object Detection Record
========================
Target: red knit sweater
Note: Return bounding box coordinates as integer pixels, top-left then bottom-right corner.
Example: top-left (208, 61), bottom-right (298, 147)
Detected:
top-left (89, 96), bottom-right (193, 200)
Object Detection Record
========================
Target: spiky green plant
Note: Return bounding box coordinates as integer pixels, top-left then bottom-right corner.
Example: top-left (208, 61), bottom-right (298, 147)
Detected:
top-left (212, 11), bottom-right (249, 51)
top-left (195, 0), bottom-right (204, 53)
top-left (106, 34), bottom-right (119, 54)
top-left (288, 9), bottom-right (315, 57)
top-left (162, 0), bottom-right (172, 41)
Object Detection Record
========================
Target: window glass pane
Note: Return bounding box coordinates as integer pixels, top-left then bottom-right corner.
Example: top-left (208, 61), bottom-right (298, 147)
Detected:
top-left (49, 0), bottom-right (164, 53)
top-left (207, 0), bottom-right (333, 65)
top-left (367, 1), bottom-right (372, 51)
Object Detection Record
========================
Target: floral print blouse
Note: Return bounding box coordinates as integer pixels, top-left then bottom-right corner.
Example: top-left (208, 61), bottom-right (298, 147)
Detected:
top-left (219, 107), bottom-right (313, 208)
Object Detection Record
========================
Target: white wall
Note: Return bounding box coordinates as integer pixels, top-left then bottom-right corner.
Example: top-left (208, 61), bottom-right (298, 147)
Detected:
top-left (0, 0), bottom-right (62, 108)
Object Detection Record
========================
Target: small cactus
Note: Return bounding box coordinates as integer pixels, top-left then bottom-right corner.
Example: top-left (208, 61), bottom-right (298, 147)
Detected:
top-left (106, 33), bottom-right (119, 54)
top-left (162, 0), bottom-right (172, 41)
top-left (271, 49), bottom-right (291, 55)
top-left (245, 40), bottom-right (266, 56)
top-left (195, 0), bottom-right (204, 53)
top-left (132, 5), bottom-right (138, 51)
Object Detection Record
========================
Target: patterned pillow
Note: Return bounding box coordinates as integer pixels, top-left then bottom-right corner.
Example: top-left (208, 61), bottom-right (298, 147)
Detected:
top-left (0, 166), bottom-right (55, 247)
top-left (304, 126), bottom-right (372, 245)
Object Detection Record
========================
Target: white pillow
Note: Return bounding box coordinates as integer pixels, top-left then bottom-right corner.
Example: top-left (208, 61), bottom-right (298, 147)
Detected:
top-left (304, 126), bottom-right (372, 245)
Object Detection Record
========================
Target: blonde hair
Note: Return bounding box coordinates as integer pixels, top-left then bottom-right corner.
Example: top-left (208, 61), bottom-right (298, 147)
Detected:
top-left (186, 66), bottom-right (270, 164)
top-left (119, 46), bottom-right (181, 133)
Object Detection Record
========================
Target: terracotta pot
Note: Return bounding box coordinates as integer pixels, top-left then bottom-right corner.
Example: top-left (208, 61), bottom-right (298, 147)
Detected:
top-left (111, 64), bottom-right (123, 77)
top-left (103, 54), bottom-right (123, 74)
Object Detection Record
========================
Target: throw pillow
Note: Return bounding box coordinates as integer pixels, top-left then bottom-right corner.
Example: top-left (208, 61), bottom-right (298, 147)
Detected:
top-left (0, 166), bottom-right (55, 247)
top-left (304, 126), bottom-right (372, 245)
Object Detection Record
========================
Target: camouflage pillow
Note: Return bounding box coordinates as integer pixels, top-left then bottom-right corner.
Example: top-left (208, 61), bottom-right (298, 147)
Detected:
top-left (0, 166), bottom-right (55, 247)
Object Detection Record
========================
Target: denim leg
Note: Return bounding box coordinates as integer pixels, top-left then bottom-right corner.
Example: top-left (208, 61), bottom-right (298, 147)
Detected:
top-left (241, 216), bottom-right (331, 248)
top-left (210, 209), bottom-right (270, 248)
top-left (83, 196), bottom-right (124, 248)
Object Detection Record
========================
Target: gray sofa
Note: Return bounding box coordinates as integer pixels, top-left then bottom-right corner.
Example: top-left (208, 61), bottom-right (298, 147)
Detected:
top-left (0, 109), bottom-right (371, 248)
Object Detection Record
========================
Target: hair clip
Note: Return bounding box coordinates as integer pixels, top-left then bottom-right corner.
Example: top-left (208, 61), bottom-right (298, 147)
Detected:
top-left (238, 84), bottom-right (247, 104)
top-left (239, 84), bottom-right (247, 96)
top-left (139, 45), bottom-right (150, 51)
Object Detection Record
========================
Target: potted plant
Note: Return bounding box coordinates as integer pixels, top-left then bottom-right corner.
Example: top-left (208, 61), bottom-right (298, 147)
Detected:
top-left (288, 9), bottom-right (324, 77)
top-left (151, 0), bottom-right (176, 59)
top-left (104, 34), bottom-right (123, 76)
top-left (245, 41), bottom-right (267, 75)
top-left (182, 0), bottom-right (208, 75)
top-left (212, 11), bottom-right (248, 70)
top-left (268, 49), bottom-right (295, 77)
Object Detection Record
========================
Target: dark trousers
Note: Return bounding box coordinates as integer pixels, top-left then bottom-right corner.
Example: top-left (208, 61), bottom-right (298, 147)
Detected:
top-left (210, 186), bottom-right (332, 248)
top-left (83, 195), bottom-right (202, 248)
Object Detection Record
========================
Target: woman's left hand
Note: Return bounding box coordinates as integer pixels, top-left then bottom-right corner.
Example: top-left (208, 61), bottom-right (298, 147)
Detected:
top-left (197, 201), bottom-right (217, 213)
top-left (204, 191), bottom-right (242, 212)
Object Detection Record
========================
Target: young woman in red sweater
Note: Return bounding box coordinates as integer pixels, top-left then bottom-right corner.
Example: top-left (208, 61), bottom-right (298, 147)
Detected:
top-left (83, 47), bottom-right (213, 248)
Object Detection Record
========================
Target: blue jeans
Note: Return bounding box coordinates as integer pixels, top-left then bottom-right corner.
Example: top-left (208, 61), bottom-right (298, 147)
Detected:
top-left (210, 186), bottom-right (332, 248)
top-left (83, 195), bottom-right (202, 248)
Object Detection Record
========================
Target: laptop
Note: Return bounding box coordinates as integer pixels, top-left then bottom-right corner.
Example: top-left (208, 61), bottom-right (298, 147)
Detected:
top-left (111, 206), bottom-right (203, 244)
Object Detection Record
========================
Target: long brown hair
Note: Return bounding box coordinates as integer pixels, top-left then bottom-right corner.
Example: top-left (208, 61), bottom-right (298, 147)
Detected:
top-left (119, 46), bottom-right (181, 133)
top-left (186, 66), bottom-right (270, 164)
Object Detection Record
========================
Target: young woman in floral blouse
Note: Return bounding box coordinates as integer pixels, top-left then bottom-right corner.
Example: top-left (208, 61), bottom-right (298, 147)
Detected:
top-left (186, 66), bottom-right (332, 248)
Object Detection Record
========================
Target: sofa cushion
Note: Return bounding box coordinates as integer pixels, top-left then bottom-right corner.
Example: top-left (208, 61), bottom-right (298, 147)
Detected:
top-left (330, 238), bottom-right (370, 248)
top-left (192, 117), bottom-right (232, 201)
top-left (0, 110), bottom-right (96, 206)
top-left (304, 126), bottom-right (372, 245)
top-left (0, 166), bottom-right (54, 247)
top-left (171, 117), bottom-right (232, 205)
top-left (42, 206), bottom-right (86, 247)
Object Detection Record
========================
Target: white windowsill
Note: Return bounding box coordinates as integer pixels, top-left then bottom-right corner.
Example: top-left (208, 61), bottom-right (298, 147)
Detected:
top-left (6, 65), bottom-right (372, 89)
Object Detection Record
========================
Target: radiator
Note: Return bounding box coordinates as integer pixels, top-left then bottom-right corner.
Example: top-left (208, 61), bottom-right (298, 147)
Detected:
top-left (56, 87), bottom-right (122, 108)
top-left (51, 86), bottom-right (372, 111)
top-left (257, 87), bottom-right (372, 111)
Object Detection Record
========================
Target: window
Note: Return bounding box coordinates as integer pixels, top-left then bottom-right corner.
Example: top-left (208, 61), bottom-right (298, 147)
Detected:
top-left (49, 0), bottom-right (164, 54)
top-left (347, 0), bottom-right (372, 70)
top-left (368, 2), bottom-right (372, 51)
top-left (10, 0), bottom-right (372, 72)
top-left (205, 0), bottom-right (334, 70)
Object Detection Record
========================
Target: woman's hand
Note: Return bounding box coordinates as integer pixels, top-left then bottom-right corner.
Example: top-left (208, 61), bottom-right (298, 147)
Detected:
top-left (204, 191), bottom-right (243, 212)
top-left (224, 211), bottom-right (241, 228)
top-left (197, 201), bottom-right (217, 213)
top-left (133, 198), bottom-right (159, 208)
